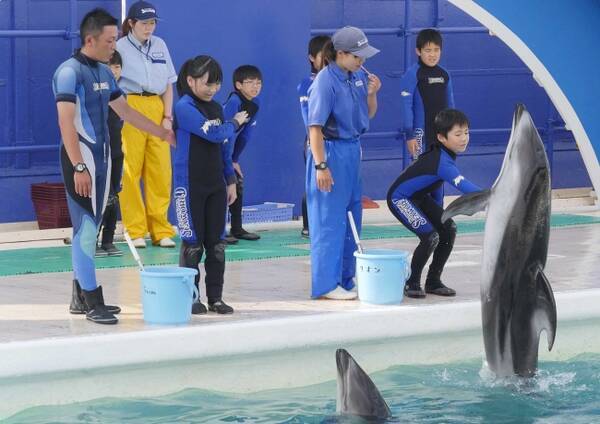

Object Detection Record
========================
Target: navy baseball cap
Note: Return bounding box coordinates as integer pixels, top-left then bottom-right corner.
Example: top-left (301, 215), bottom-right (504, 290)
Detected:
top-left (332, 26), bottom-right (380, 59)
top-left (127, 1), bottom-right (159, 21)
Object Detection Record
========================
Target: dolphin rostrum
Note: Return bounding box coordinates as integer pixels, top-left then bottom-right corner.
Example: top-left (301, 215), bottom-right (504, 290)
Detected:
top-left (336, 348), bottom-right (391, 420)
top-left (442, 104), bottom-right (557, 378)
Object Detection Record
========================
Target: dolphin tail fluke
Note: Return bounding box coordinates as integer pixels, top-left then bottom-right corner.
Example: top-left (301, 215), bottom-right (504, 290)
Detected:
top-left (336, 349), bottom-right (392, 420)
top-left (534, 265), bottom-right (557, 351)
top-left (441, 189), bottom-right (491, 223)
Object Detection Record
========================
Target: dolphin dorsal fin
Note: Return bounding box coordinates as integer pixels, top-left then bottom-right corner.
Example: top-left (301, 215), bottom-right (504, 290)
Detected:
top-left (534, 264), bottom-right (557, 350)
top-left (336, 349), bottom-right (392, 420)
top-left (441, 189), bottom-right (491, 223)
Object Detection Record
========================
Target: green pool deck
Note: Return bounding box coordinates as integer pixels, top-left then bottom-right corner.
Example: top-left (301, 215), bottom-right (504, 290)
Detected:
top-left (1, 213), bottom-right (599, 277)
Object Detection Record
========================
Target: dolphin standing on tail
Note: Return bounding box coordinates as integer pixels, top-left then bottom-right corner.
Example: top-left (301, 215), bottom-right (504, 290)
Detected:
top-left (336, 349), bottom-right (391, 420)
top-left (442, 104), bottom-right (557, 378)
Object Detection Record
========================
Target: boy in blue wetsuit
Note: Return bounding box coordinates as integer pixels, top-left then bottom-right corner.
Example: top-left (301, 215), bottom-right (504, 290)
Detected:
top-left (223, 65), bottom-right (262, 243)
top-left (400, 28), bottom-right (454, 205)
top-left (54, 9), bottom-right (175, 324)
top-left (297, 35), bottom-right (330, 238)
top-left (387, 109), bottom-right (480, 298)
top-left (307, 27), bottom-right (381, 300)
top-left (174, 56), bottom-right (248, 315)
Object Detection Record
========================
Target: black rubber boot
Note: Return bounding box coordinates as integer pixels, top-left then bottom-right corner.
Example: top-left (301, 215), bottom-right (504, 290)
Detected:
top-left (179, 242), bottom-right (207, 315)
top-left (70, 280), bottom-right (121, 314)
top-left (82, 286), bottom-right (118, 325)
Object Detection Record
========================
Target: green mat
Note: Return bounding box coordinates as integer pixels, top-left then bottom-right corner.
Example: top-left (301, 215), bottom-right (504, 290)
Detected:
top-left (1, 214), bottom-right (599, 277)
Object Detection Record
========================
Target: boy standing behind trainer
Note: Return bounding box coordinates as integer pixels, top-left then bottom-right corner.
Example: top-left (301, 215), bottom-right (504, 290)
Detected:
top-left (223, 65), bottom-right (262, 242)
top-left (400, 29), bottom-right (454, 205)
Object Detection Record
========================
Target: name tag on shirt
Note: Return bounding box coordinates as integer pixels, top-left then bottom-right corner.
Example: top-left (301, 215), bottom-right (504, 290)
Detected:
top-left (355, 80), bottom-right (364, 87)
top-left (428, 77), bottom-right (445, 84)
top-left (93, 82), bottom-right (110, 91)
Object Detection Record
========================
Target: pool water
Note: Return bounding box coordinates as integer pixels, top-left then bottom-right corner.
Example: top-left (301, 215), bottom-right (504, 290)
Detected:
top-left (6, 353), bottom-right (599, 423)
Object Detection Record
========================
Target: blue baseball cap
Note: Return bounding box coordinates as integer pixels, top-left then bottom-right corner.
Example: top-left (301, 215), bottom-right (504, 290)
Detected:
top-left (332, 26), bottom-right (379, 59)
top-left (127, 1), bottom-right (159, 21)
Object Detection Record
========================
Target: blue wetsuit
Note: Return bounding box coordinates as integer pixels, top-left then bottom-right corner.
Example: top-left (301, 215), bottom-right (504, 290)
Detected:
top-left (174, 93), bottom-right (238, 302)
top-left (307, 63), bottom-right (370, 298)
top-left (52, 52), bottom-right (123, 291)
top-left (400, 59), bottom-right (454, 205)
top-left (222, 92), bottom-right (259, 234)
top-left (387, 143), bottom-right (480, 285)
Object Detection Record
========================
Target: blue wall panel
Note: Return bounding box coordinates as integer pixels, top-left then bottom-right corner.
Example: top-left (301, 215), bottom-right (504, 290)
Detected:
top-left (150, 0), bottom-right (310, 214)
top-left (0, 0), bottom-right (592, 223)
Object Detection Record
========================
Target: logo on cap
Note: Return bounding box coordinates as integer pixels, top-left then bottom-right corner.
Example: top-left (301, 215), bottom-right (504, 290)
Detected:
top-left (141, 7), bottom-right (155, 14)
top-left (357, 38), bottom-right (368, 47)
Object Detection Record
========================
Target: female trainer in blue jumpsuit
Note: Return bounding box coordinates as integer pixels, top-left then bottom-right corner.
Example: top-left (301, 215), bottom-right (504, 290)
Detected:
top-left (306, 27), bottom-right (381, 299)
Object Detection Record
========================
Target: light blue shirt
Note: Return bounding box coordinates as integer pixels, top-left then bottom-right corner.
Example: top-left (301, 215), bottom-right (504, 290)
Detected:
top-left (116, 33), bottom-right (177, 95)
top-left (307, 63), bottom-right (369, 140)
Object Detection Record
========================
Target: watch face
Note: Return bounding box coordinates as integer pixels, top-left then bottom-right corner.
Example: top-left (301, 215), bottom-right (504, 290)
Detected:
top-left (75, 163), bottom-right (86, 172)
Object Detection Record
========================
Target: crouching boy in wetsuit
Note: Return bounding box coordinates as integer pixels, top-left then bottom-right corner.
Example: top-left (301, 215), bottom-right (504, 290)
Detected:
top-left (387, 109), bottom-right (481, 298)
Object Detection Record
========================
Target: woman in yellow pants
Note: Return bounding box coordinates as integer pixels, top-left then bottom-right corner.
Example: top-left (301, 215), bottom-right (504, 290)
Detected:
top-left (116, 1), bottom-right (177, 248)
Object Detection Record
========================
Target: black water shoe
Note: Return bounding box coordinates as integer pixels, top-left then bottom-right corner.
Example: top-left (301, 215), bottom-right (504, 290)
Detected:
top-left (425, 280), bottom-right (456, 296)
top-left (208, 300), bottom-right (234, 314)
top-left (231, 229), bottom-right (260, 241)
top-left (191, 300), bottom-right (208, 315)
top-left (404, 282), bottom-right (426, 298)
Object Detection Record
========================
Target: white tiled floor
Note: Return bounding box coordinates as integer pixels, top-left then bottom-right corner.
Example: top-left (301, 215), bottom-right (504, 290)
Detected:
top-left (1, 217), bottom-right (599, 344)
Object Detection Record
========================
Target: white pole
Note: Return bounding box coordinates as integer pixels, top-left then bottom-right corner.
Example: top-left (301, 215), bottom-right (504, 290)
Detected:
top-left (123, 230), bottom-right (145, 272)
top-left (347, 211), bottom-right (364, 254)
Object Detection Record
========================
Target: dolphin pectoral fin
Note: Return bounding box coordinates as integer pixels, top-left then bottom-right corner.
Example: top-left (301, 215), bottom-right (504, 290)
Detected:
top-left (336, 349), bottom-right (392, 420)
top-left (535, 265), bottom-right (557, 351)
top-left (441, 189), bottom-right (491, 223)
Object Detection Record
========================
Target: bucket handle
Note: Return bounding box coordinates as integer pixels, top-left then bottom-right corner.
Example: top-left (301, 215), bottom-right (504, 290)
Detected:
top-left (185, 276), bottom-right (199, 302)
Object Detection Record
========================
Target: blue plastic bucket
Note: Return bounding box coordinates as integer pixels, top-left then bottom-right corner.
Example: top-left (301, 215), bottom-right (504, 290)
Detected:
top-left (140, 266), bottom-right (199, 324)
top-left (354, 249), bottom-right (410, 305)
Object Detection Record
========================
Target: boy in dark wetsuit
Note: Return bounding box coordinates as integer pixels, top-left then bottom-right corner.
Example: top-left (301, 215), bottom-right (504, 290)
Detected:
top-left (173, 55), bottom-right (248, 315)
top-left (223, 65), bottom-right (262, 243)
top-left (387, 109), bottom-right (481, 298)
top-left (96, 50), bottom-right (124, 257)
top-left (400, 28), bottom-right (455, 205)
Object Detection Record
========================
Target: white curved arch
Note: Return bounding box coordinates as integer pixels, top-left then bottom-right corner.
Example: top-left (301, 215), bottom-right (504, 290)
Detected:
top-left (450, 0), bottom-right (600, 199)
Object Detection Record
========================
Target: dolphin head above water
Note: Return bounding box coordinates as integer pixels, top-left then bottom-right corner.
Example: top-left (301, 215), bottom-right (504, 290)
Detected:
top-left (336, 349), bottom-right (392, 421)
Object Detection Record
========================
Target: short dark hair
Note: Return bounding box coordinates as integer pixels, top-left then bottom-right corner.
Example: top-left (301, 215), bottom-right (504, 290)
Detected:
top-left (434, 109), bottom-right (469, 138)
top-left (80, 8), bottom-right (118, 45)
top-left (109, 50), bottom-right (122, 66)
top-left (308, 35), bottom-right (331, 72)
top-left (176, 55), bottom-right (223, 97)
top-left (233, 65), bottom-right (262, 87)
top-left (416, 28), bottom-right (443, 50)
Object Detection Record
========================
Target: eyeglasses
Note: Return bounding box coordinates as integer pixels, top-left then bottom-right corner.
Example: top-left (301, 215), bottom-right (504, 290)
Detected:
top-left (242, 80), bottom-right (262, 87)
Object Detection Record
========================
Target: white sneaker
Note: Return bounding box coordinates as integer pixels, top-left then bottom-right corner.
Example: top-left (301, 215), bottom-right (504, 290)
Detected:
top-left (321, 286), bottom-right (358, 300)
top-left (158, 237), bottom-right (176, 248)
top-left (132, 237), bottom-right (146, 248)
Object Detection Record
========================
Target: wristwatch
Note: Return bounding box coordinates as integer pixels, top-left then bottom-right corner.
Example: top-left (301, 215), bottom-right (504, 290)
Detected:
top-left (73, 162), bottom-right (88, 173)
top-left (314, 161), bottom-right (328, 170)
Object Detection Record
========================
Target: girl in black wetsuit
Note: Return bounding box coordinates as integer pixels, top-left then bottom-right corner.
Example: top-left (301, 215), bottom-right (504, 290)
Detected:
top-left (173, 56), bottom-right (248, 315)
